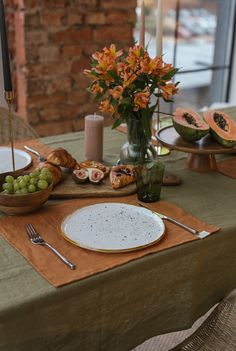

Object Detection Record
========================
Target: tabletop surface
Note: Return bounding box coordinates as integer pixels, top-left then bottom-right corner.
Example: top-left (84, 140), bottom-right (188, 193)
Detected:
top-left (1, 107), bottom-right (236, 351)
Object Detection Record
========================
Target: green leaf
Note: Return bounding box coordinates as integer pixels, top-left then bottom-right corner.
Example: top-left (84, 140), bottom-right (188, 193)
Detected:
top-left (161, 68), bottom-right (179, 81)
top-left (107, 70), bottom-right (119, 80)
top-left (112, 118), bottom-right (123, 129)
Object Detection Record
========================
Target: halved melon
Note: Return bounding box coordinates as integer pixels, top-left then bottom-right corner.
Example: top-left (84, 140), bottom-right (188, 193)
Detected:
top-left (204, 110), bottom-right (236, 148)
top-left (173, 108), bottom-right (209, 141)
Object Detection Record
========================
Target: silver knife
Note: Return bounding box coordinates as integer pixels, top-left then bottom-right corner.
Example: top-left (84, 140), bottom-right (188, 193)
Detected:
top-left (138, 203), bottom-right (209, 238)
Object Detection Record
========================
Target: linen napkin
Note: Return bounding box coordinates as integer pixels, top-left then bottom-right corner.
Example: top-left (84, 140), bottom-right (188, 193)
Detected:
top-left (0, 195), bottom-right (219, 287)
top-left (217, 157), bottom-right (236, 178)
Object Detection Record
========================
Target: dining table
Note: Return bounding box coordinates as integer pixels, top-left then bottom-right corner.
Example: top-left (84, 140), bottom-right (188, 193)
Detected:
top-left (0, 107), bottom-right (236, 351)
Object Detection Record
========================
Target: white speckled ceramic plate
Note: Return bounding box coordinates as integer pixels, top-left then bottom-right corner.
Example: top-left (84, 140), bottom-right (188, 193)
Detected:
top-left (0, 147), bottom-right (32, 175)
top-left (61, 203), bottom-right (165, 253)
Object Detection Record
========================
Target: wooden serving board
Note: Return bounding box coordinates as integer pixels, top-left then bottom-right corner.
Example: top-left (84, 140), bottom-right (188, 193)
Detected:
top-left (51, 170), bottom-right (136, 199)
top-left (13, 140), bottom-right (136, 198)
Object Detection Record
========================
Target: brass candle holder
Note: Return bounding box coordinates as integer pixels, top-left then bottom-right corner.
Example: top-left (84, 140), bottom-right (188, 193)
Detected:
top-left (4, 90), bottom-right (15, 171)
top-left (155, 96), bottom-right (171, 156)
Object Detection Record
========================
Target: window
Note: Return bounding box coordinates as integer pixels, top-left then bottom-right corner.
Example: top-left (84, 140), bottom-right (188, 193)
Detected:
top-left (135, 0), bottom-right (236, 113)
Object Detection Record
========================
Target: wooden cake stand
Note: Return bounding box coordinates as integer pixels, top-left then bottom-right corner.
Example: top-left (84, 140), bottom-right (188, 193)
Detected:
top-left (157, 126), bottom-right (236, 172)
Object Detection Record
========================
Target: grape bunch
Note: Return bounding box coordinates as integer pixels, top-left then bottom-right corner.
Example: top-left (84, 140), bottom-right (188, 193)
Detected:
top-left (1, 168), bottom-right (53, 194)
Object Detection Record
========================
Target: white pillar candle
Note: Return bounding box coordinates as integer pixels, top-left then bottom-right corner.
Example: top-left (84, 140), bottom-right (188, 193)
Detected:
top-left (156, 0), bottom-right (163, 57)
top-left (139, 0), bottom-right (145, 47)
top-left (84, 114), bottom-right (104, 162)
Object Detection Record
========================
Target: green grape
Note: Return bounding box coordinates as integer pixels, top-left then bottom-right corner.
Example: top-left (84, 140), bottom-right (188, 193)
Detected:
top-left (39, 173), bottom-right (48, 180)
top-left (37, 179), bottom-right (48, 190)
top-left (46, 174), bottom-right (53, 184)
top-left (30, 177), bottom-right (37, 185)
top-left (23, 175), bottom-right (30, 183)
top-left (28, 184), bottom-right (36, 193)
top-left (15, 190), bottom-right (21, 194)
top-left (19, 179), bottom-right (27, 188)
top-left (33, 169), bottom-right (40, 177)
top-left (17, 176), bottom-right (23, 181)
top-left (2, 183), bottom-right (13, 192)
top-left (5, 175), bottom-right (14, 183)
top-left (20, 187), bottom-right (28, 194)
top-left (41, 167), bottom-right (49, 173)
top-left (13, 182), bottom-right (20, 191)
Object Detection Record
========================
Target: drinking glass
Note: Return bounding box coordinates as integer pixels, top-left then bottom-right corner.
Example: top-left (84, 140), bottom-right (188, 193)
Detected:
top-left (136, 159), bottom-right (165, 202)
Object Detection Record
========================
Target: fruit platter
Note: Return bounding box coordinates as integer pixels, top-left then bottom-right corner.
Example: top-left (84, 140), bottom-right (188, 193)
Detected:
top-left (157, 108), bottom-right (236, 172)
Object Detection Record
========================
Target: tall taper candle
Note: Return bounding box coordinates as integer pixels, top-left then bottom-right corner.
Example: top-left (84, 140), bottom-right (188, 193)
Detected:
top-left (139, 0), bottom-right (145, 47)
top-left (0, 0), bottom-right (12, 91)
top-left (156, 0), bottom-right (163, 57)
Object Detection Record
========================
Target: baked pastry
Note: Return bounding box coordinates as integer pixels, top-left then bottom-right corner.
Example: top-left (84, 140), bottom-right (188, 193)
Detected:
top-left (47, 148), bottom-right (77, 169)
top-left (39, 161), bottom-right (62, 185)
top-left (78, 160), bottom-right (110, 177)
top-left (110, 165), bottom-right (136, 189)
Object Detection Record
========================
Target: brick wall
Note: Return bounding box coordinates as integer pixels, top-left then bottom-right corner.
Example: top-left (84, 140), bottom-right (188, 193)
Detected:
top-left (6, 0), bottom-right (136, 136)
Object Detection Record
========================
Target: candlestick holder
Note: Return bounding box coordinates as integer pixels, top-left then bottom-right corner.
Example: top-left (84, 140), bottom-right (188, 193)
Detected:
top-left (154, 96), bottom-right (171, 156)
top-left (4, 90), bottom-right (15, 171)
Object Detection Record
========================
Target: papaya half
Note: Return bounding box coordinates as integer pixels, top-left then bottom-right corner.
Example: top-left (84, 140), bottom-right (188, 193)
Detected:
top-left (204, 110), bottom-right (236, 148)
top-left (172, 108), bottom-right (209, 142)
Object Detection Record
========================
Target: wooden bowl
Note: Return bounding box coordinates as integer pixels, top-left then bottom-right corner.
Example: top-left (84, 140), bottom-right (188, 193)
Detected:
top-left (0, 173), bottom-right (53, 215)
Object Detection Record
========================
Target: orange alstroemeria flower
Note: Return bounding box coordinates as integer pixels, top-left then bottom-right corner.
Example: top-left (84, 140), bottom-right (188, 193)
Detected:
top-left (133, 88), bottom-right (150, 111)
top-left (109, 86), bottom-right (124, 100)
top-left (83, 69), bottom-right (97, 81)
top-left (90, 82), bottom-right (104, 95)
top-left (161, 83), bottom-right (179, 100)
top-left (99, 99), bottom-right (116, 114)
top-left (140, 56), bottom-right (163, 75)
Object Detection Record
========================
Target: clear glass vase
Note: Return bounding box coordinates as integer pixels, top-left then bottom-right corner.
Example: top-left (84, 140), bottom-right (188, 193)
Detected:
top-left (119, 116), bottom-right (157, 165)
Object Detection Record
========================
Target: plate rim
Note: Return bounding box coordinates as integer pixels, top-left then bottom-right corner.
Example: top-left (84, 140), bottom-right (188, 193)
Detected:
top-left (61, 203), bottom-right (165, 253)
top-left (0, 147), bottom-right (32, 175)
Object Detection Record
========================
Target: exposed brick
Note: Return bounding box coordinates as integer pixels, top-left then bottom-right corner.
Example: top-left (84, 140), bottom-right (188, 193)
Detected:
top-left (106, 11), bottom-right (136, 24)
top-left (24, 13), bottom-right (41, 28)
top-left (8, 0), bottom-right (136, 136)
top-left (35, 119), bottom-right (74, 136)
top-left (27, 93), bottom-right (66, 109)
top-left (46, 76), bottom-right (73, 94)
top-left (27, 108), bottom-right (41, 123)
top-left (94, 26), bottom-right (133, 43)
top-left (67, 90), bottom-right (88, 105)
top-left (40, 12), bottom-right (65, 27)
top-left (25, 30), bottom-right (48, 45)
top-left (71, 57), bottom-right (90, 74)
top-left (100, 0), bottom-right (137, 10)
top-left (41, 0), bottom-right (69, 9)
top-left (74, 0), bottom-right (97, 10)
top-left (51, 28), bottom-right (93, 43)
top-left (66, 13), bottom-right (83, 26)
top-left (61, 44), bottom-right (82, 57)
top-left (38, 45), bottom-right (60, 62)
top-left (27, 62), bottom-right (69, 78)
top-left (85, 12), bottom-right (106, 25)
top-left (39, 108), bottom-right (61, 121)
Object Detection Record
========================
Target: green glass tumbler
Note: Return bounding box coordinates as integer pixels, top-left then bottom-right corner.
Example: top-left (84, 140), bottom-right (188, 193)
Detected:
top-left (136, 160), bottom-right (165, 202)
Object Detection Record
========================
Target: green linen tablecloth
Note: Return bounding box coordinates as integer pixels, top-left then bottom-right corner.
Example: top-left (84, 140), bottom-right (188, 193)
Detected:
top-left (1, 109), bottom-right (236, 350)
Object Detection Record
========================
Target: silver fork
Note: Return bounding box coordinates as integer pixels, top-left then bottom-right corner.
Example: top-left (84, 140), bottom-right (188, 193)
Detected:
top-left (24, 145), bottom-right (46, 162)
top-left (25, 224), bottom-right (76, 270)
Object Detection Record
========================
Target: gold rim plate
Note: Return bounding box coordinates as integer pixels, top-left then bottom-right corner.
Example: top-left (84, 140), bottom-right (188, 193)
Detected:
top-left (61, 203), bottom-right (165, 253)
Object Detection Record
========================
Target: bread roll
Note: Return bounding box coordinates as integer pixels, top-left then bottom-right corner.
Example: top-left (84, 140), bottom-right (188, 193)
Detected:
top-left (46, 148), bottom-right (77, 169)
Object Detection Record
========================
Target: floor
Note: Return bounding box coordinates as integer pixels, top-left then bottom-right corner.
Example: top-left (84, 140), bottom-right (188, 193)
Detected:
top-left (132, 306), bottom-right (216, 351)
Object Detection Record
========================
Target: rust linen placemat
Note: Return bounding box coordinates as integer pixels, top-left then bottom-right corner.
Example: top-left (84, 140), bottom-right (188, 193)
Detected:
top-left (217, 157), bottom-right (236, 178)
top-left (0, 195), bottom-right (219, 287)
